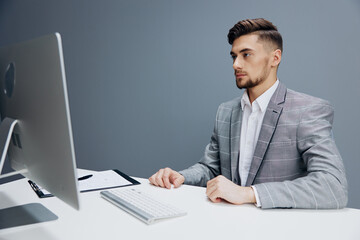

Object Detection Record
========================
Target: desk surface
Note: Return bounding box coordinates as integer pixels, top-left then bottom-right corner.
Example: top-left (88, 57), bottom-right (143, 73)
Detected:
top-left (1, 169), bottom-right (360, 240)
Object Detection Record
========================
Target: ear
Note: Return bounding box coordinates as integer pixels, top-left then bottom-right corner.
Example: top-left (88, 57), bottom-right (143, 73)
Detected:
top-left (271, 49), bottom-right (282, 68)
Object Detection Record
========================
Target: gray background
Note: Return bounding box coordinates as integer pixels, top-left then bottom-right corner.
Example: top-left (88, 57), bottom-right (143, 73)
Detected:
top-left (0, 0), bottom-right (359, 209)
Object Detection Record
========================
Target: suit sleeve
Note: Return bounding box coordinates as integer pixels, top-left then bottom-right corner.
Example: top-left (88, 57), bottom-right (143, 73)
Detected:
top-left (178, 105), bottom-right (222, 187)
top-left (254, 101), bottom-right (348, 209)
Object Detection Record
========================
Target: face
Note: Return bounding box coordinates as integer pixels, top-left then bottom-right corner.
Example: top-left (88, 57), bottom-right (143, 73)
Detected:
top-left (230, 34), bottom-right (274, 89)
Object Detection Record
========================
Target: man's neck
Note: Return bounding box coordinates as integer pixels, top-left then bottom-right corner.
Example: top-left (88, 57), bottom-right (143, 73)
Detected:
top-left (247, 75), bottom-right (277, 103)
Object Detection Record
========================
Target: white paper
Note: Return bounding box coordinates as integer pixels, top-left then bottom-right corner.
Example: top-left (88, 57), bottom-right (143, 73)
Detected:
top-left (34, 170), bottom-right (133, 195)
top-left (78, 170), bottom-right (132, 191)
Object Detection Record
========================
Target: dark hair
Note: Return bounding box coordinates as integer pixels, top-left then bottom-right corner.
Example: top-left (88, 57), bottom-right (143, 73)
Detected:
top-left (227, 18), bottom-right (283, 52)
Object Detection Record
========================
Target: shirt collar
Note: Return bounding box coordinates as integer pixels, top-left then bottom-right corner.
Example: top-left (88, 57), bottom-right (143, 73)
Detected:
top-left (241, 79), bottom-right (280, 112)
top-left (241, 90), bottom-right (251, 111)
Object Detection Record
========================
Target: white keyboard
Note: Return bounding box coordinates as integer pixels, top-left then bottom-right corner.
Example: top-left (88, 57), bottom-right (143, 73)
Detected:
top-left (100, 188), bottom-right (187, 224)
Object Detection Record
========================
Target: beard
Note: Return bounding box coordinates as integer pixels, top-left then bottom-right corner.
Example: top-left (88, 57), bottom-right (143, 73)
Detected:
top-left (236, 76), bottom-right (263, 89)
top-left (235, 63), bottom-right (271, 90)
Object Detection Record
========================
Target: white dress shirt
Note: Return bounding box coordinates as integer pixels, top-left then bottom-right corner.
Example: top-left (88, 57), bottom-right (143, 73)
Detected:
top-left (239, 79), bottom-right (279, 207)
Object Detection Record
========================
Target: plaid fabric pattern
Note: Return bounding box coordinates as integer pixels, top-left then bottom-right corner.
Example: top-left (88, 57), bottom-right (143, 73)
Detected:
top-left (179, 82), bottom-right (348, 209)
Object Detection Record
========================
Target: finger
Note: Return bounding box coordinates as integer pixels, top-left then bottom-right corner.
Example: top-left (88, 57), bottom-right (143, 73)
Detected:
top-left (212, 197), bottom-right (222, 203)
top-left (172, 174), bottom-right (184, 188)
top-left (208, 189), bottom-right (222, 203)
top-left (155, 169), bottom-right (165, 188)
top-left (206, 179), bottom-right (216, 193)
top-left (206, 183), bottom-right (217, 198)
top-left (206, 177), bottom-right (217, 188)
top-left (206, 179), bottom-right (224, 203)
top-left (162, 168), bottom-right (172, 189)
top-left (149, 173), bottom-right (158, 186)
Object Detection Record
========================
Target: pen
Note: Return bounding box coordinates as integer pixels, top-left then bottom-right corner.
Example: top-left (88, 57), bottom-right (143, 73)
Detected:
top-left (28, 180), bottom-right (53, 198)
top-left (28, 180), bottom-right (40, 193)
top-left (78, 174), bottom-right (93, 181)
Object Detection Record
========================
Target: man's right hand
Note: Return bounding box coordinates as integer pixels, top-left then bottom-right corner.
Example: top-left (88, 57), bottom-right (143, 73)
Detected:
top-left (148, 167), bottom-right (185, 189)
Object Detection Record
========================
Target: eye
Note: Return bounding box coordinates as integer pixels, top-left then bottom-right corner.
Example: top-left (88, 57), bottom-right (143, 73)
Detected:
top-left (243, 53), bottom-right (251, 57)
top-left (231, 55), bottom-right (236, 60)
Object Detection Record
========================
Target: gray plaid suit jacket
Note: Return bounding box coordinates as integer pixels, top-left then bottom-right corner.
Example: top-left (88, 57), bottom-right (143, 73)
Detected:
top-left (179, 82), bottom-right (348, 209)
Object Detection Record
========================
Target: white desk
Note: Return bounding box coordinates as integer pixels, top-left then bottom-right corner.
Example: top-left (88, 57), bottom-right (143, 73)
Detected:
top-left (1, 169), bottom-right (360, 240)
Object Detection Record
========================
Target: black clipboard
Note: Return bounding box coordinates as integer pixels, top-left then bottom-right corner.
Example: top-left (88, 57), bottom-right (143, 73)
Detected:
top-left (28, 169), bottom-right (140, 198)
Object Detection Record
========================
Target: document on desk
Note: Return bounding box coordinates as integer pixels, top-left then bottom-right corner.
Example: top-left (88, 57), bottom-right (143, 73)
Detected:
top-left (28, 169), bottom-right (140, 198)
top-left (79, 170), bottom-right (139, 192)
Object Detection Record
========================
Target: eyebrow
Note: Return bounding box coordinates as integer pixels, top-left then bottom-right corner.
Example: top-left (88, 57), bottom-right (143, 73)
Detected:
top-left (230, 48), bottom-right (255, 55)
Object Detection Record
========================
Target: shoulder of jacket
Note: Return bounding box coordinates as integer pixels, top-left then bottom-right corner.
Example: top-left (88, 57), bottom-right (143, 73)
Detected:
top-left (285, 88), bottom-right (332, 108)
top-left (218, 96), bottom-right (242, 111)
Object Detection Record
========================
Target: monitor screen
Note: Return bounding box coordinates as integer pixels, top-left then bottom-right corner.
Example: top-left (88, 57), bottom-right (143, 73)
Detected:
top-left (0, 33), bottom-right (80, 211)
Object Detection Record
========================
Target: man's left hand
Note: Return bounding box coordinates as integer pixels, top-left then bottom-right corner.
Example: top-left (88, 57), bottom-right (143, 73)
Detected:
top-left (206, 175), bottom-right (256, 205)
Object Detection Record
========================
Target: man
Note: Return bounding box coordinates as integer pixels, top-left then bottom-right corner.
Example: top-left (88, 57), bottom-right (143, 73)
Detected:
top-left (149, 18), bottom-right (348, 209)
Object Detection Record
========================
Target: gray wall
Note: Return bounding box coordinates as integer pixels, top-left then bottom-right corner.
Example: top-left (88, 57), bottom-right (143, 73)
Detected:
top-left (1, 0), bottom-right (359, 209)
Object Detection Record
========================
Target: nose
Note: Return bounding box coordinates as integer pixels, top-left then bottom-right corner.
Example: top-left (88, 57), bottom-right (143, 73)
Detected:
top-left (233, 57), bottom-right (243, 70)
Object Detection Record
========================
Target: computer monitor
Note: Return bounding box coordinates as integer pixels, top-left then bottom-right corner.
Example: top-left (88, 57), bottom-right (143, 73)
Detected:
top-left (0, 33), bottom-right (80, 228)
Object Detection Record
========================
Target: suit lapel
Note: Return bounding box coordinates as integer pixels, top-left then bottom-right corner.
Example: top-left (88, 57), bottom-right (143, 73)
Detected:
top-left (230, 102), bottom-right (242, 183)
top-left (245, 82), bottom-right (287, 186)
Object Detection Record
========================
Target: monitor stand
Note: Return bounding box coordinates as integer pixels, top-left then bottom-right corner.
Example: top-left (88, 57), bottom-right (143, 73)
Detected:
top-left (0, 117), bottom-right (58, 229)
top-left (0, 117), bottom-right (24, 178)
top-left (0, 203), bottom-right (58, 230)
